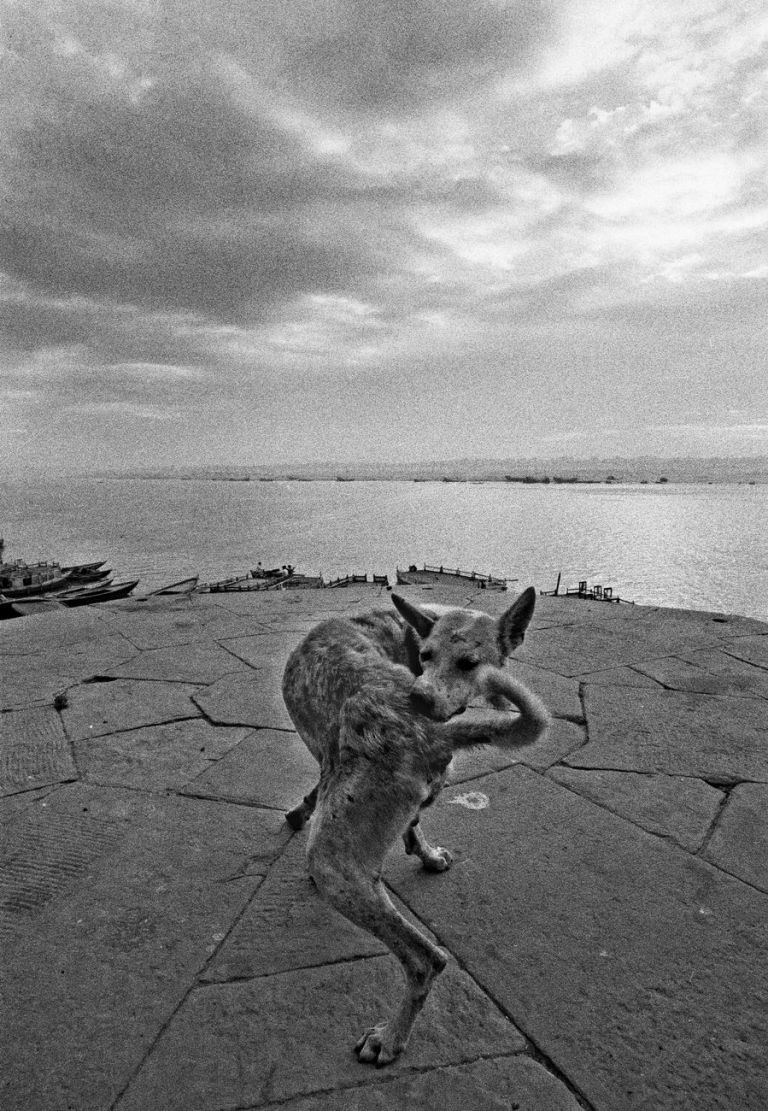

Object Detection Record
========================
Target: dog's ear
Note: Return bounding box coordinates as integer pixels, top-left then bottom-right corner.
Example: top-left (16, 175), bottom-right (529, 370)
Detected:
top-left (391, 593), bottom-right (436, 639)
top-left (497, 586), bottom-right (536, 657)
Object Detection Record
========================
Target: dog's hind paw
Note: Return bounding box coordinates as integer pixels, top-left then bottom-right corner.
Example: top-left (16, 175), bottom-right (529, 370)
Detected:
top-left (354, 1022), bottom-right (404, 1067)
top-left (422, 845), bottom-right (453, 872)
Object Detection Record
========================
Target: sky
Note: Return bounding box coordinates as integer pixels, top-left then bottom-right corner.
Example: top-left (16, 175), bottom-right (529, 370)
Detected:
top-left (2, 0), bottom-right (768, 472)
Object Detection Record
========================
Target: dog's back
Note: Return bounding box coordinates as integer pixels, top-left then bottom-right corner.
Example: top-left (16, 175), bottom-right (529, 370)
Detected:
top-left (282, 608), bottom-right (418, 771)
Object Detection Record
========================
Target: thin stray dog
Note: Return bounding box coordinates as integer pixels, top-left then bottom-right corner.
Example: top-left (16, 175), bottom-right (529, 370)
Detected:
top-left (281, 588), bottom-right (550, 1066)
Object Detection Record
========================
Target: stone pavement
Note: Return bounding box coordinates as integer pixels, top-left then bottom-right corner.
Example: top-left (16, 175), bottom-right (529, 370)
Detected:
top-left (2, 583), bottom-right (768, 1110)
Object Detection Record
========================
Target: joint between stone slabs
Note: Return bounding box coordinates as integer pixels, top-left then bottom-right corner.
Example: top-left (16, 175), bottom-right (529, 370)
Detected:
top-left (391, 876), bottom-right (598, 1111)
top-left (696, 781), bottom-right (738, 859)
top-left (235, 1051), bottom-right (533, 1111)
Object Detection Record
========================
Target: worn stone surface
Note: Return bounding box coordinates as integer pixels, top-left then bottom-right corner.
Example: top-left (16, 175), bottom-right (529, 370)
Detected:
top-left (183, 728), bottom-right (317, 809)
top-left (387, 767), bottom-right (768, 1111)
top-left (573, 685), bottom-right (768, 782)
top-left (0, 706), bottom-right (77, 795)
top-left (60, 677), bottom-right (201, 741)
top-left (1, 654), bottom-right (73, 710)
top-left (219, 630), bottom-right (306, 669)
top-left (635, 650), bottom-right (768, 699)
top-left (257, 1056), bottom-right (583, 1110)
top-left (0, 783), bottom-right (288, 1111)
top-left (719, 633), bottom-right (768, 669)
top-left (574, 666), bottom-right (662, 688)
top-left (77, 720), bottom-right (251, 790)
top-left (0, 606), bottom-right (118, 655)
top-left (203, 835), bottom-right (384, 981)
top-left (548, 767), bottom-right (724, 851)
top-left (104, 639), bottom-right (253, 684)
top-left (192, 665), bottom-right (294, 728)
top-left (119, 956), bottom-right (525, 1111)
top-left (705, 783), bottom-right (768, 892)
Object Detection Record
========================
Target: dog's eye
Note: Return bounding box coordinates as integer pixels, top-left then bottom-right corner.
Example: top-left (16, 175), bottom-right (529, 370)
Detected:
top-left (457, 657), bottom-right (478, 671)
top-left (420, 649), bottom-right (433, 663)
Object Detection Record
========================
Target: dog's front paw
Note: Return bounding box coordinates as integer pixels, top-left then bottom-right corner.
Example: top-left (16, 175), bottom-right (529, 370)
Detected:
top-left (422, 845), bottom-right (453, 872)
top-left (355, 1022), bottom-right (404, 1067)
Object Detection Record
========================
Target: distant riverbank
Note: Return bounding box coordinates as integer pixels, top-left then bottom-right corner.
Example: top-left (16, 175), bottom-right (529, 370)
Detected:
top-left (109, 454), bottom-right (768, 486)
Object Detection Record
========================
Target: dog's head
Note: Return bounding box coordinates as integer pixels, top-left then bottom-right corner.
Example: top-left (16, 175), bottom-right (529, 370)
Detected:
top-left (391, 587), bottom-right (536, 721)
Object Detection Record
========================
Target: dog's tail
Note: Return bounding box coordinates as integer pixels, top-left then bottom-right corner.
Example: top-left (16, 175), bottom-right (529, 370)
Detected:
top-left (438, 665), bottom-right (550, 751)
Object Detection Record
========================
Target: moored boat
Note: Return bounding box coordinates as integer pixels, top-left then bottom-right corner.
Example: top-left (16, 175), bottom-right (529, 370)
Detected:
top-left (148, 575), bottom-right (199, 595)
top-left (54, 580), bottom-right (139, 607)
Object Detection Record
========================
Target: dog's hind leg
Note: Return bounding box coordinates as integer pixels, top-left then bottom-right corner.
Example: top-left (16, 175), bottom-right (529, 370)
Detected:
top-left (285, 783), bottom-right (319, 830)
top-left (402, 817), bottom-right (453, 872)
top-left (308, 839), bottom-right (447, 1066)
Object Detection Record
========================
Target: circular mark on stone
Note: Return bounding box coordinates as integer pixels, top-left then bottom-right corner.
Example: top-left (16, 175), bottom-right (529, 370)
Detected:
top-left (448, 791), bottom-right (489, 810)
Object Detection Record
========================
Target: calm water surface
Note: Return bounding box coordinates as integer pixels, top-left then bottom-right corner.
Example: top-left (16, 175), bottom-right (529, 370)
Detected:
top-left (1, 477), bottom-right (766, 621)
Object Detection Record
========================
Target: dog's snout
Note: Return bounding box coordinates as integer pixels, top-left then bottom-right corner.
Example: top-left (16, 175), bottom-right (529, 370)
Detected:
top-left (409, 685), bottom-right (436, 714)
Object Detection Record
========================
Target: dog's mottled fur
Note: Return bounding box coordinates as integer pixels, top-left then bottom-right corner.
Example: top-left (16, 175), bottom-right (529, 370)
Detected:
top-left (281, 589), bottom-right (550, 1065)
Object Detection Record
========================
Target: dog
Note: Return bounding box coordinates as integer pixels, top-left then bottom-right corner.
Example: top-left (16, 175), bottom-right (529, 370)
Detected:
top-left (281, 588), bottom-right (550, 1066)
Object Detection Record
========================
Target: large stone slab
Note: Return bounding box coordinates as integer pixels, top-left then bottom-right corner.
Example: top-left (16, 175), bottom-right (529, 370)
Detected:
top-left (183, 728), bottom-right (317, 810)
top-left (1, 654), bottom-right (73, 711)
top-left (705, 784), bottom-right (768, 892)
top-left (192, 665), bottom-right (293, 729)
top-left (635, 650), bottom-right (768, 699)
top-left (719, 634), bottom-right (768, 669)
top-left (203, 835), bottom-right (384, 981)
top-left (0, 606), bottom-right (119, 656)
top-left (387, 767), bottom-right (768, 1111)
top-left (106, 640), bottom-right (254, 684)
top-left (573, 666), bottom-right (662, 688)
top-left (219, 630), bottom-right (304, 670)
top-left (244, 1056), bottom-right (582, 1111)
top-left (0, 783), bottom-right (288, 1111)
top-left (119, 956), bottom-right (525, 1111)
top-left (77, 720), bottom-right (251, 790)
top-left (573, 686), bottom-right (768, 782)
top-left (0, 706), bottom-right (77, 796)
top-left (517, 617), bottom-right (723, 677)
top-left (548, 767), bottom-right (724, 852)
top-left (61, 677), bottom-right (201, 741)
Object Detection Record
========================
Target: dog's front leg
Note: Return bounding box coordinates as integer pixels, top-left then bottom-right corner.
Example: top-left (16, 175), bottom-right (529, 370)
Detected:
top-left (308, 837), bottom-right (447, 1065)
top-left (402, 817), bottom-right (453, 872)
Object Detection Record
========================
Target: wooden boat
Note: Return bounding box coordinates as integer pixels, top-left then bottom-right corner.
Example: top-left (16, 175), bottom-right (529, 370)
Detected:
top-left (0, 567), bottom-right (75, 599)
top-left (67, 567), bottom-right (113, 585)
top-left (372, 574), bottom-right (389, 586)
top-left (61, 560), bottom-right (106, 574)
top-left (54, 580), bottom-right (139, 607)
top-left (395, 564), bottom-right (512, 591)
top-left (148, 575), bottom-right (199, 596)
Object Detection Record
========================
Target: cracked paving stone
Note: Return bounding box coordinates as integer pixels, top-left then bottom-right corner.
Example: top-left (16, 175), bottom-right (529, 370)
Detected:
top-left (105, 639), bottom-right (254, 684)
top-left (256, 1056), bottom-right (583, 1110)
top-left (0, 706), bottom-right (77, 796)
top-left (183, 728), bottom-right (317, 809)
top-left (60, 678), bottom-right (201, 741)
top-left (0, 783), bottom-right (288, 1111)
top-left (547, 767), bottom-right (724, 852)
top-left (386, 766), bottom-right (768, 1111)
top-left (192, 667), bottom-right (294, 729)
top-left (118, 956), bottom-right (525, 1111)
top-left (77, 720), bottom-right (252, 790)
top-left (705, 783), bottom-right (768, 892)
top-left (635, 652), bottom-right (768, 699)
top-left (571, 686), bottom-right (768, 781)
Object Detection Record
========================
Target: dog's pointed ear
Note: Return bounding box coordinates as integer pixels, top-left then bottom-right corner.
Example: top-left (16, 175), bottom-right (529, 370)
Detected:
top-left (497, 586), bottom-right (536, 657)
top-left (391, 593), bottom-right (436, 639)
